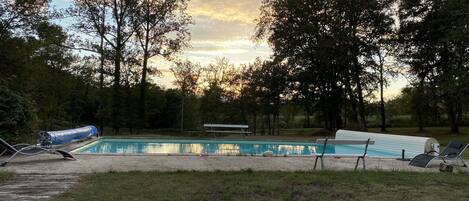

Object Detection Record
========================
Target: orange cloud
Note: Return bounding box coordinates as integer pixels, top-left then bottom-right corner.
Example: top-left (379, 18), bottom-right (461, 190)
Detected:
top-left (188, 0), bottom-right (262, 24)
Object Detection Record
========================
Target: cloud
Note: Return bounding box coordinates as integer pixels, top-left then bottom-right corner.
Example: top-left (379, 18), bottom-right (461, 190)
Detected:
top-left (188, 0), bottom-right (262, 24)
top-left (189, 16), bottom-right (255, 41)
top-left (180, 0), bottom-right (273, 67)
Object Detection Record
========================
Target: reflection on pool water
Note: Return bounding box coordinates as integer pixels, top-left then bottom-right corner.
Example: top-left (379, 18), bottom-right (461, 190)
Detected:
top-left (73, 138), bottom-right (400, 158)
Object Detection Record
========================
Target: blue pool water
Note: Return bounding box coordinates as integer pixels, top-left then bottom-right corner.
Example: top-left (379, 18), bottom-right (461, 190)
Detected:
top-left (73, 138), bottom-right (401, 158)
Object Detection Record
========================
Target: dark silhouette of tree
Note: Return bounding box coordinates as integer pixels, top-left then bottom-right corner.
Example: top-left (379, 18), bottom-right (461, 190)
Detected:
top-left (398, 0), bottom-right (469, 133)
top-left (133, 0), bottom-right (191, 130)
top-left (0, 0), bottom-right (50, 39)
top-left (250, 60), bottom-right (289, 135)
top-left (170, 60), bottom-right (201, 131)
top-left (256, 0), bottom-right (395, 131)
top-left (73, 0), bottom-right (139, 133)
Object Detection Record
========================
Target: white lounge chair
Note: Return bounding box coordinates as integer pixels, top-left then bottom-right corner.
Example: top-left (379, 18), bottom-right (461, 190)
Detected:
top-left (0, 138), bottom-right (75, 167)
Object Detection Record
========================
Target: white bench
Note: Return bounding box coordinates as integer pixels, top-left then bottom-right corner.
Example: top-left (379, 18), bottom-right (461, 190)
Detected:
top-left (203, 124), bottom-right (252, 136)
top-left (314, 138), bottom-right (375, 170)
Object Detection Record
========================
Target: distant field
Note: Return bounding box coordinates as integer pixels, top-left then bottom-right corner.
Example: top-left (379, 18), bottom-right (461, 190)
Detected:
top-left (56, 171), bottom-right (469, 201)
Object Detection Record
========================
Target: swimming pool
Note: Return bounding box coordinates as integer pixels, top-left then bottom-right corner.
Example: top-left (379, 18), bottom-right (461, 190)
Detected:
top-left (73, 138), bottom-right (401, 158)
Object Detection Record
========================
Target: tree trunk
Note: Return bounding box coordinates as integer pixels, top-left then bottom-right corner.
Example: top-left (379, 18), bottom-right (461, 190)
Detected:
top-left (355, 73), bottom-right (367, 131)
top-left (138, 27), bottom-right (151, 131)
top-left (271, 113), bottom-right (274, 136)
top-left (180, 93), bottom-right (184, 132)
top-left (447, 99), bottom-right (459, 134)
top-left (331, 81), bottom-right (342, 131)
top-left (253, 112), bottom-right (257, 135)
top-left (267, 113), bottom-right (272, 135)
top-left (276, 111), bottom-right (280, 136)
top-left (125, 83), bottom-right (133, 134)
top-left (305, 109), bottom-right (311, 128)
top-left (379, 55), bottom-right (386, 132)
top-left (344, 73), bottom-right (358, 127)
top-left (261, 115), bottom-right (265, 135)
top-left (112, 51), bottom-right (121, 134)
top-left (98, 9), bottom-right (106, 136)
top-left (417, 79), bottom-right (424, 132)
top-left (138, 54), bottom-right (148, 130)
top-left (457, 102), bottom-right (463, 123)
top-left (112, 27), bottom-right (122, 134)
top-left (350, 16), bottom-right (365, 131)
top-left (349, 95), bottom-right (359, 126)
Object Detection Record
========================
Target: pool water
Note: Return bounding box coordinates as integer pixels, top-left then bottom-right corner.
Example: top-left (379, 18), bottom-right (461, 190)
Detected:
top-left (74, 138), bottom-right (401, 158)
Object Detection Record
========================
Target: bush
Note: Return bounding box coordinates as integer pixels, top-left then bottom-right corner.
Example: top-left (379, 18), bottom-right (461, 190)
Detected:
top-left (0, 87), bottom-right (33, 141)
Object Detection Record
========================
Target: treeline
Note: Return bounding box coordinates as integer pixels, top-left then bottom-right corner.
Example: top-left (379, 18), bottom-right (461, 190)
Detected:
top-left (1, 0), bottom-right (468, 141)
top-left (254, 0), bottom-right (469, 133)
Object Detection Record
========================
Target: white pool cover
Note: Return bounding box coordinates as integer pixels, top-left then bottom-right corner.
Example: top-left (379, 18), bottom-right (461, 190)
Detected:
top-left (336, 130), bottom-right (440, 158)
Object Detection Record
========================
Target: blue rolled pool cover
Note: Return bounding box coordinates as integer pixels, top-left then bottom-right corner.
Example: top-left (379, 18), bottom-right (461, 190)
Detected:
top-left (38, 125), bottom-right (98, 146)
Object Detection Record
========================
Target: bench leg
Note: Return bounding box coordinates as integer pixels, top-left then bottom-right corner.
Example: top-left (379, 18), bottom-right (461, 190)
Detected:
top-left (314, 156), bottom-right (318, 170)
top-left (314, 156), bottom-right (322, 170)
top-left (354, 157), bottom-right (366, 171)
top-left (354, 157), bottom-right (360, 170)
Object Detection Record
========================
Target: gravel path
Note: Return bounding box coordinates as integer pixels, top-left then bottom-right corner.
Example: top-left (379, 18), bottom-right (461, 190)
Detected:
top-left (0, 154), bottom-right (451, 174)
top-left (0, 174), bottom-right (79, 201)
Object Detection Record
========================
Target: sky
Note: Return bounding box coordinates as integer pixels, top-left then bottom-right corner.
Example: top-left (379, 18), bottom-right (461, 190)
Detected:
top-left (52, 0), bottom-right (408, 99)
top-left (150, 0), bottom-right (272, 86)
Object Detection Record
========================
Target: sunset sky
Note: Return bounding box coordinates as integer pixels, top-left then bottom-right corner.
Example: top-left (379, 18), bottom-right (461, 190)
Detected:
top-left (53, 0), bottom-right (407, 99)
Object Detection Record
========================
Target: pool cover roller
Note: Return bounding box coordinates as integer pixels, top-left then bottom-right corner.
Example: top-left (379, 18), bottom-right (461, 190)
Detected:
top-left (38, 125), bottom-right (98, 146)
top-left (336, 130), bottom-right (439, 158)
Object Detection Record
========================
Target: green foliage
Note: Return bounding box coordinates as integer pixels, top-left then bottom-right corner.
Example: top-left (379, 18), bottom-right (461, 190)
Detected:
top-left (200, 84), bottom-right (224, 123)
top-left (398, 0), bottom-right (469, 133)
top-left (256, 0), bottom-right (395, 130)
top-left (0, 87), bottom-right (33, 139)
top-left (0, 0), bottom-right (468, 137)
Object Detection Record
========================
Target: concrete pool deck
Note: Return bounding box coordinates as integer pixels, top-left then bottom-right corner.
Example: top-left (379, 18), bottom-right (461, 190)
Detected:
top-left (1, 138), bottom-right (467, 174)
top-left (2, 154), bottom-right (467, 174)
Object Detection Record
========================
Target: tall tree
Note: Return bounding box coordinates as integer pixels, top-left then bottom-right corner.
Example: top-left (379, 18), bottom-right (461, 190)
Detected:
top-left (256, 0), bottom-right (395, 131)
top-left (73, 0), bottom-right (139, 133)
top-left (375, 36), bottom-right (399, 131)
top-left (1, 0), bottom-right (50, 85)
top-left (0, 0), bottom-right (50, 39)
top-left (170, 60), bottom-right (201, 131)
top-left (398, 0), bottom-right (469, 133)
top-left (199, 58), bottom-right (240, 124)
top-left (133, 0), bottom-right (191, 129)
top-left (250, 60), bottom-right (289, 135)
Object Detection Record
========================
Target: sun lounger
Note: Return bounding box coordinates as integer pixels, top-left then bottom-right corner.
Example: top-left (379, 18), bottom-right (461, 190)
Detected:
top-left (0, 138), bottom-right (75, 167)
top-left (409, 141), bottom-right (468, 168)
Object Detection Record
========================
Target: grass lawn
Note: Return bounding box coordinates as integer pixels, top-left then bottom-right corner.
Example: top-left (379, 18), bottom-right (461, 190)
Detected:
top-left (57, 171), bottom-right (469, 201)
top-left (0, 172), bottom-right (11, 184)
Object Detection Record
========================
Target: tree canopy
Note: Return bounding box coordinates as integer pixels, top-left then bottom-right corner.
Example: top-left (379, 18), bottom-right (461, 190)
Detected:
top-left (0, 0), bottom-right (468, 143)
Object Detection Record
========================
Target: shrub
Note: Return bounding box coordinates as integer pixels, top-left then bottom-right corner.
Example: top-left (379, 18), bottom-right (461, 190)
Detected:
top-left (0, 87), bottom-right (33, 141)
